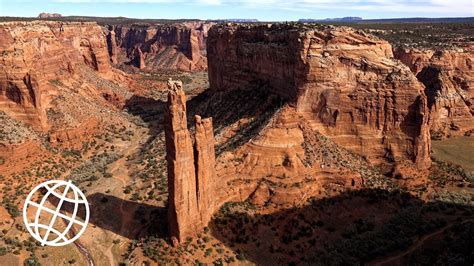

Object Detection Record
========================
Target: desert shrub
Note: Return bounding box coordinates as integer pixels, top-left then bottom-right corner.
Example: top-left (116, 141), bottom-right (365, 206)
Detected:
top-left (24, 255), bottom-right (40, 266)
top-left (0, 246), bottom-right (7, 256)
top-left (205, 248), bottom-right (213, 257)
top-left (67, 152), bottom-right (120, 182)
top-left (4, 201), bottom-right (20, 217)
top-left (236, 252), bottom-right (246, 261)
top-left (123, 186), bottom-right (132, 194)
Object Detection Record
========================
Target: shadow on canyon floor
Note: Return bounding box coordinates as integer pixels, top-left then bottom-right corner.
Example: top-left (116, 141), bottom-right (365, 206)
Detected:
top-left (60, 193), bottom-right (168, 240)
top-left (124, 95), bottom-right (166, 151)
top-left (209, 188), bottom-right (474, 265)
top-left (124, 95), bottom-right (166, 125)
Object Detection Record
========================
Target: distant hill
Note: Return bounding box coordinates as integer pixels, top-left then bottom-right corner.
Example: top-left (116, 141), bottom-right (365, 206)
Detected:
top-left (219, 19), bottom-right (259, 23)
top-left (38, 12), bottom-right (62, 19)
top-left (299, 17), bottom-right (362, 22)
top-left (0, 16), bottom-right (207, 25)
top-left (299, 17), bottom-right (474, 24)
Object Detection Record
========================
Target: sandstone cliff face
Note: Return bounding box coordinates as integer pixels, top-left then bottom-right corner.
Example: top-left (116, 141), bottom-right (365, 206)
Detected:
top-left (208, 24), bottom-right (431, 169)
top-left (165, 80), bottom-right (216, 243)
top-left (394, 46), bottom-right (474, 137)
top-left (0, 21), bottom-right (111, 130)
top-left (213, 105), bottom-right (376, 208)
top-left (106, 22), bottom-right (212, 71)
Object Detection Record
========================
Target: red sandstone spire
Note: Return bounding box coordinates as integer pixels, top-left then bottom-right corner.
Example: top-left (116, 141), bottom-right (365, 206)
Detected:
top-left (165, 79), bottom-right (217, 244)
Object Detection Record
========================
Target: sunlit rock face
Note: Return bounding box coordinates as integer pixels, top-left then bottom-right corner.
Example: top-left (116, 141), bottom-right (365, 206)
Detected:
top-left (0, 21), bottom-right (111, 130)
top-left (165, 80), bottom-right (217, 243)
top-left (208, 23), bottom-right (431, 169)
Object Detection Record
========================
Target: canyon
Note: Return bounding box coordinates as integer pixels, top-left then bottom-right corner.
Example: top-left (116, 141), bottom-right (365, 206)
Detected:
top-left (394, 46), bottom-right (474, 138)
top-left (164, 23), bottom-right (472, 242)
top-left (105, 22), bottom-right (212, 72)
top-left (0, 18), bottom-right (472, 265)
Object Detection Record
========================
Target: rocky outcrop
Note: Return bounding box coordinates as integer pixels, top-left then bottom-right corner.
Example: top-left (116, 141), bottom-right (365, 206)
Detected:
top-left (249, 182), bottom-right (271, 206)
top-left (106, 29), bottom-right (118, 64)
top-left (134, 47), bottom-right (146, 69)
top-left (393, 48), bottom-right (434, 74)
top-left (48, 118), bottom-right (100, 149)
top-left (0, 140), bottom-right (46, 177)
top-left (106, 22), bottom-right (212, 71)
top-left (38, 12), bottom-right (62, 18)
top-left (394, 46), bottom-right (474, 137)
top-left (0, 21), bottom-right (112, 130)
top-left (165, 80), bottom-right (216, 243)
top-left (208, 23), bottom-right (431, 169)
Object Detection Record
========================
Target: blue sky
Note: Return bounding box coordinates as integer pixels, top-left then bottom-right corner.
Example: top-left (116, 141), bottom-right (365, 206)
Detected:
top-left (1, 0), bottom-right (473, 21)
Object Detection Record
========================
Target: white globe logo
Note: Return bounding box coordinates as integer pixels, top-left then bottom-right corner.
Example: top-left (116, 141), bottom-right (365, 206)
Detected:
top-left (23, 180), bottom-right (90, 247)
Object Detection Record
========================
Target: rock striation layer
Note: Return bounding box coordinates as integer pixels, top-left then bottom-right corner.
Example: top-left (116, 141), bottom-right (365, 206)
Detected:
top-left (208, 23), bottom-right (431, 169)
top-left (106, 22), bottom-right (213, 71)
top-left (0, 21), bottom-right (111, 130)
top-left (165, 79), bottom-right (216, 243)
top-left (394, 46), bottom-right (474, 137)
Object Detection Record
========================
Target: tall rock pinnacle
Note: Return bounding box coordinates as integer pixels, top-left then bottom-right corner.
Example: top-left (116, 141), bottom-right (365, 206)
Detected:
top-left (165, 79), bottom-right (199, 243)
top-left (165, 79), bottom-right (217, 244)
top-left (194, 115), bottom-right (217, 224)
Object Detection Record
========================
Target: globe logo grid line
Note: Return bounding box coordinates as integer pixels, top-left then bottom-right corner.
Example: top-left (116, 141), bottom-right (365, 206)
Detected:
top-left (23, 180), bottom-right (90, 247)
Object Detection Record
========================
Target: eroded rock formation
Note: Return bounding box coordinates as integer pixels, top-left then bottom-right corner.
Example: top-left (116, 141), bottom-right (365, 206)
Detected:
top-left (165, 79), bottom-right (216, 243)
top-left (394, 46), bottom-right (474, 137)
top-left (194, 115), bottom-right (217, 223)
top-left (106, 29), bottom-right (119, 64)
top-left (208, 23), bottom-right (431, 169)
top-left (106, 22), bottom-right (213, 71)
top-left (0, 21), bottom-right (112, 130)
top-left (48, 118), bottom-right (100, 149)
top-left (134, 47), bottom-right (146, 69)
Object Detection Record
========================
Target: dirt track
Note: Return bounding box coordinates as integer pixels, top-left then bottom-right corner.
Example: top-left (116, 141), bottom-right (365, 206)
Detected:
top-left (371, 219), bottom-right (474, 265)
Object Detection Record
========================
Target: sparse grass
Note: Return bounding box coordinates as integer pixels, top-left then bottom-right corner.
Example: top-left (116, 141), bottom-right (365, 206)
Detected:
top-left (212, 189), bottom-right (472, 265)
top-left (432, 136), bottom-right (474, 173)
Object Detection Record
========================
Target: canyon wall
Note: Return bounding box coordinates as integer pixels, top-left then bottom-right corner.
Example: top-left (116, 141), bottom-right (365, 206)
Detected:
top-left (0, 21), bottom-right (111, 131)
top-left (394, 46), bottom-right (474, 137)
top-left (208, 24), bottom-right (431, 169)
top-left (165, 80), bottom-right (217, 243)
top-left (106, 22), bottom-right (212, 72)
